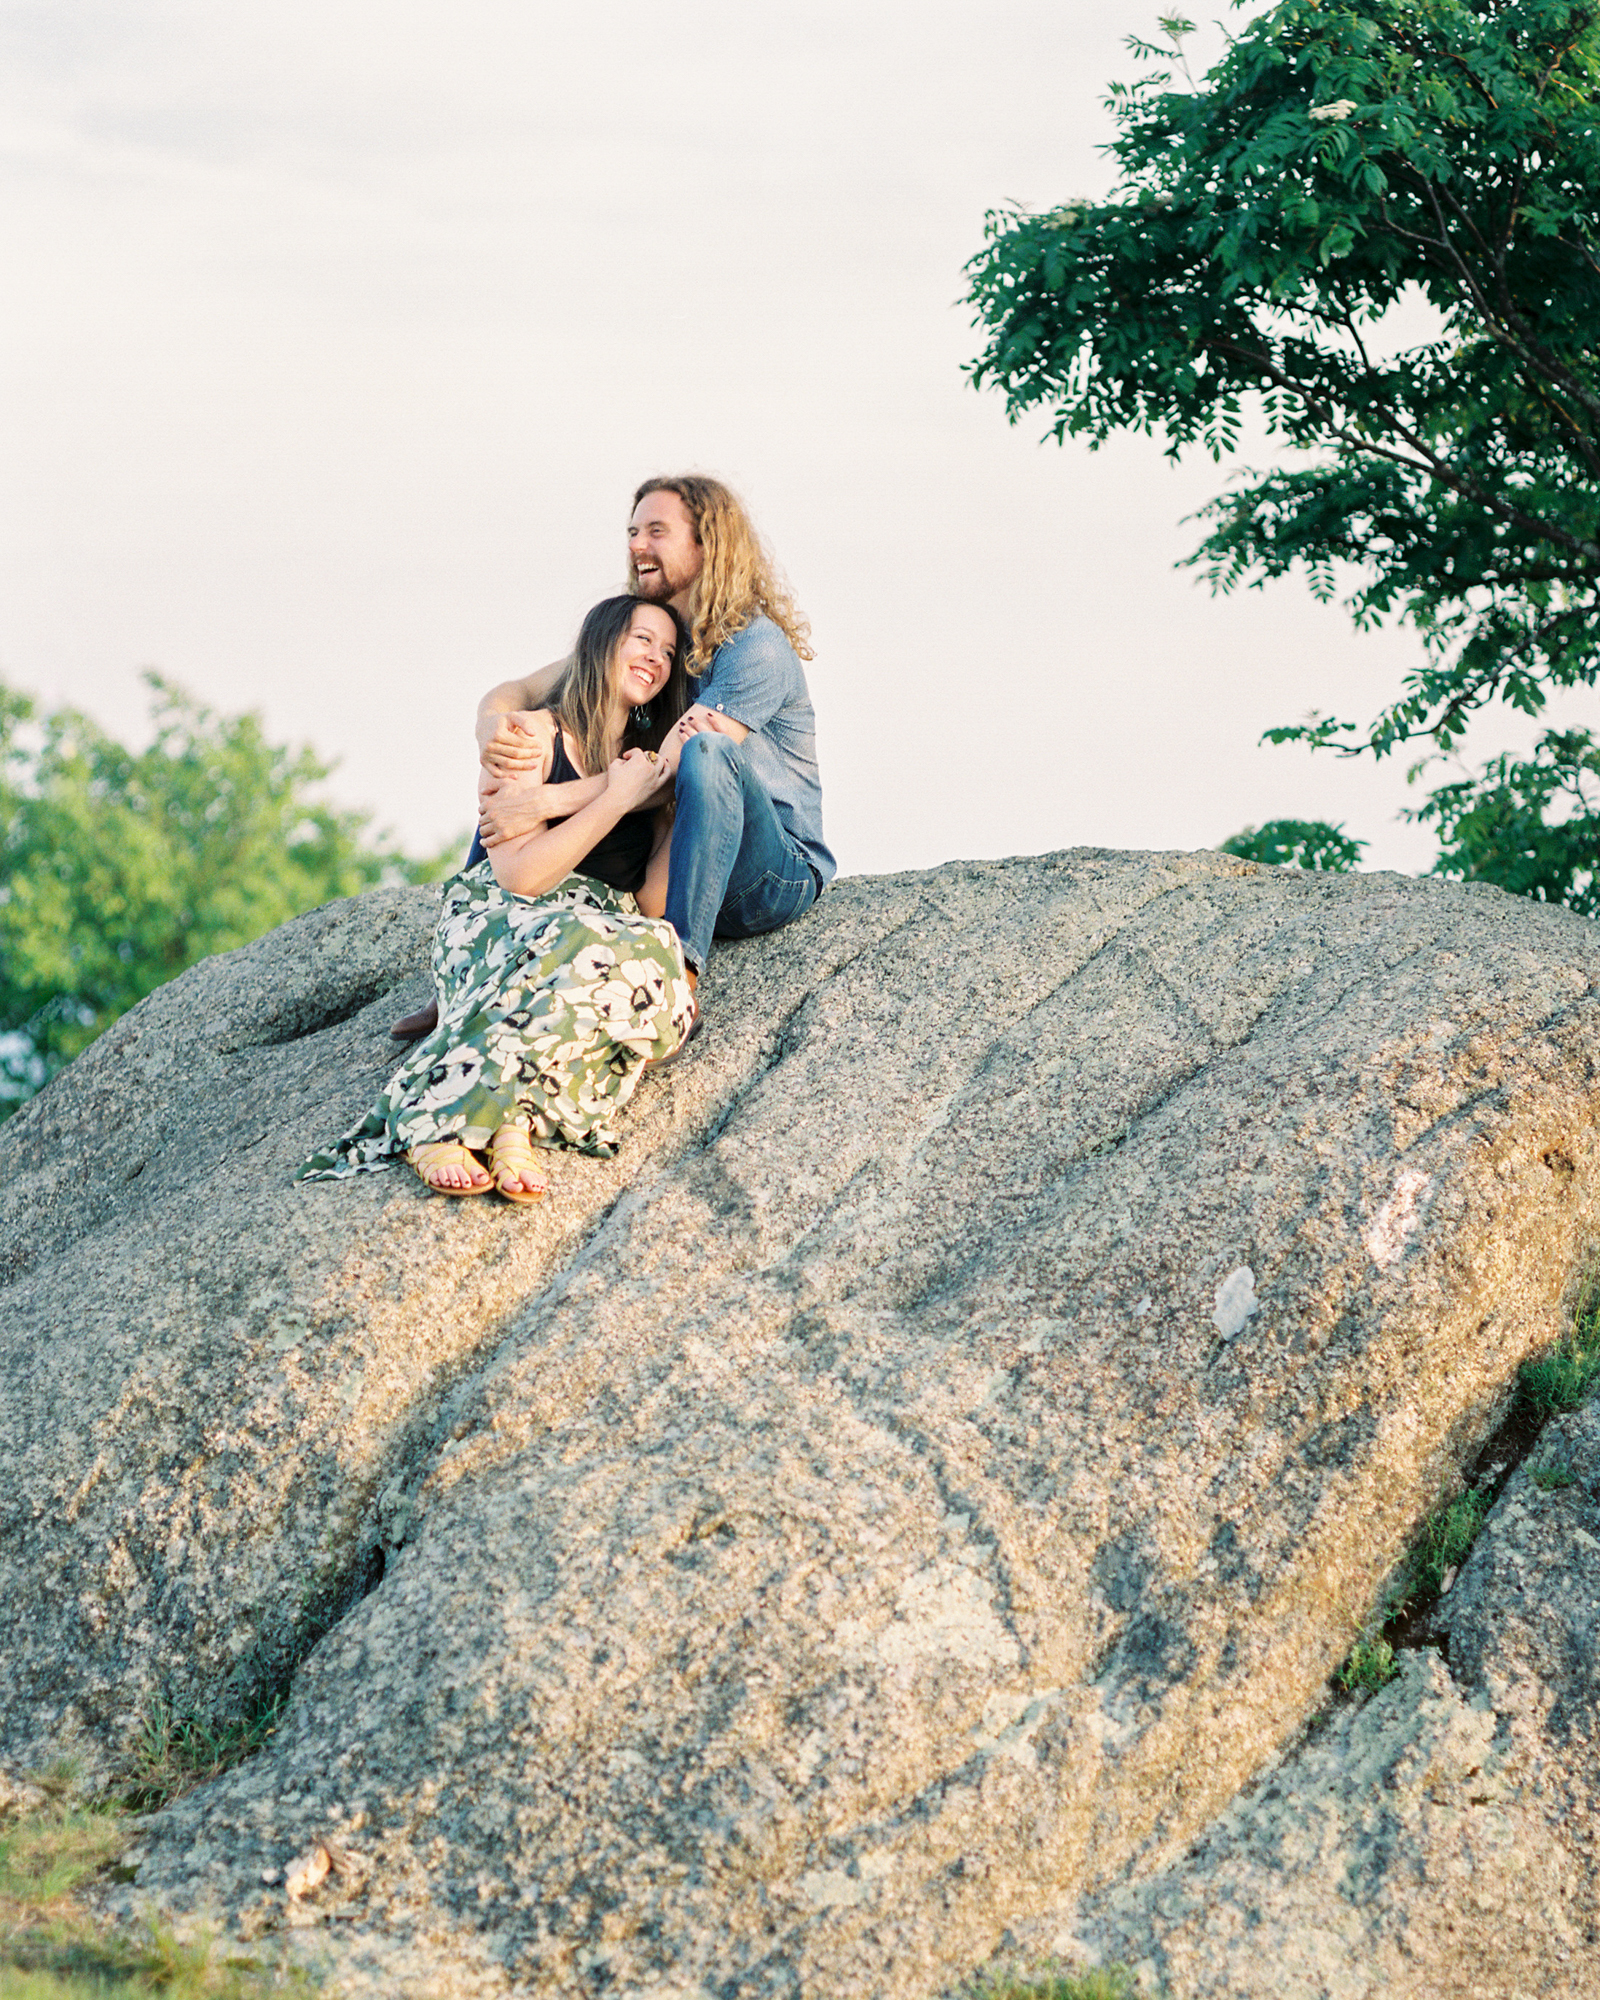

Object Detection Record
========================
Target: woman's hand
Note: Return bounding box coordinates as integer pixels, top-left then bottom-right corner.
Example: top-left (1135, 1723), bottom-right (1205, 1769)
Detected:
top-left (478, 771), bottom-right (550, 848)
top-left (658, 704), bottom-right (747, 775)
top-left (605, 747), bottom-right (671, 810)
top-left (657, 712), bottom-right (700, 775)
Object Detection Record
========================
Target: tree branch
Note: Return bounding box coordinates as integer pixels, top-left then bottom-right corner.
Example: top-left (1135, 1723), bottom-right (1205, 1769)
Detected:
top-left (1346, 599), bottom-right (1599, 753)
top-left (1200, 329), bottom-right (1600, 564)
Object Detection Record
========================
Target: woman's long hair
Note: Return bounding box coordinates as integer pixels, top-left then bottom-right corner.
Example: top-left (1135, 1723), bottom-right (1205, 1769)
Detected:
top-left (630, 474), bottom-right (813, 672)
top-left (552, 596), bottom-right (690, 781)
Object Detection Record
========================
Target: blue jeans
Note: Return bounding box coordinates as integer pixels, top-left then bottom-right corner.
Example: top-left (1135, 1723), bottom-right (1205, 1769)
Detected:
top-left (665, 732), bottom-right (818, 972)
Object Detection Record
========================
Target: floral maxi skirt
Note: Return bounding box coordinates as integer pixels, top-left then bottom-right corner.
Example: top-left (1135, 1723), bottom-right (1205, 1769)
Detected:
top-left (295, 861), bottom-right (694, 1181)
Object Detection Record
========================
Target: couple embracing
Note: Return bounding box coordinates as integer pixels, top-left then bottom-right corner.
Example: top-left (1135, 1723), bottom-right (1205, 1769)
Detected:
top-left (297, 476), bottom-right (832, 1202)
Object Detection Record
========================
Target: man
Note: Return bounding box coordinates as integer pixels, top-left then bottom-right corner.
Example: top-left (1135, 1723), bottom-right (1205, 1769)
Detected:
top-left (392, 475), bottom-right (833, 1038)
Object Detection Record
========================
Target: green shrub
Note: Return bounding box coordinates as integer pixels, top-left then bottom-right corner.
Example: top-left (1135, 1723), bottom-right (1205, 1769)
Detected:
top-left (1518, 1285), bottom-right (1600, 1419)
top-left (1218, 821), bottom-right (1365, 872)
top-left (0, 674), bottom-right (458, 1119)
top-left (1416, 1489), bottom-right (1491, 1599)
top-left (1334, 1635), bottom-right (1398, 1694)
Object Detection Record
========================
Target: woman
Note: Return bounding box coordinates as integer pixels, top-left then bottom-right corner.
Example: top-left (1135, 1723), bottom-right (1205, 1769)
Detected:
top-left (297, 596), bottom-right (696, 1202)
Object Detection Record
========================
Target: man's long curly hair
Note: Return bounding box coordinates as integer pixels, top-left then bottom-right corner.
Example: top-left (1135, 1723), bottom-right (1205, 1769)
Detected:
top-left (630, 474), bottom-right (814, 672)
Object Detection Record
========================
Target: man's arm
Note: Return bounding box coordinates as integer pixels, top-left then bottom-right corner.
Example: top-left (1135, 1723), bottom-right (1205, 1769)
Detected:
top-left (683, 704), bottom-right (750, 744)
top-left (668, 620), bottom-right (801, 761)
top-left (474, 656), bottom-right (604, 831)
top-left (475, 713), bottom-right (555, 850)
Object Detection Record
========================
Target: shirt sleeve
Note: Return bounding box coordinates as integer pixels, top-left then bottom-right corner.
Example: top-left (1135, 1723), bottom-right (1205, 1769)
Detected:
top-left (697, 621), bottom-right (801, 734)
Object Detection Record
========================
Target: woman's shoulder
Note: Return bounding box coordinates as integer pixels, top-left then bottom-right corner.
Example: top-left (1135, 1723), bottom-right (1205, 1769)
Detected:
top-left (515, 708), bottom-right (560, 763)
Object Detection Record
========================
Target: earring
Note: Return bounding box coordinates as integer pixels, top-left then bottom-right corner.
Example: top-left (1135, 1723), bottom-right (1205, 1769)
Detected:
top-left (633, 704), bottom-right (653, 729)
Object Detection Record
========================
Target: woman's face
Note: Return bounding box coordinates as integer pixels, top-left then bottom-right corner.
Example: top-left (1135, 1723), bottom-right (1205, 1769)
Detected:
top-left (610, 605), bottom-right (678, 708)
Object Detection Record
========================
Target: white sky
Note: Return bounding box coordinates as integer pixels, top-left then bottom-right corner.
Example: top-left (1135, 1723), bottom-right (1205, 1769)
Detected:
top-left (1, 0), bottom-right (1581, 877)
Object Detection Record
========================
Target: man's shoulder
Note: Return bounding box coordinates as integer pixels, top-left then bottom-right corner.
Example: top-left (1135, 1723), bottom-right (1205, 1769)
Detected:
top-left (712, 614), bottom-right (794, 666)
top-left (706, 616), bottom-right (805, 690)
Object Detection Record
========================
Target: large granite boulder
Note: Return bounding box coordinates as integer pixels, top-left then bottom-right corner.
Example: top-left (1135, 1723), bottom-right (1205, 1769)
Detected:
top-left (1052, 1393), bottom-right (1600, 1997)
top-left (4, 849), bottom-right (1600, 1997)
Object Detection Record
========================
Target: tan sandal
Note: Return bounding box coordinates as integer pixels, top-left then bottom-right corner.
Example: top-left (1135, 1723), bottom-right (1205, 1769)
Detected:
top-left (490, 1123), bottom-right (548, 1204)
top-left (409, 1138), bottom-right (492, 1196)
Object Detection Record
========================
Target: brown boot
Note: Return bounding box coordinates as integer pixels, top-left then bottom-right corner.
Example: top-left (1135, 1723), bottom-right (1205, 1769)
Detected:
top-left (390, 999), bottom-right (439, 1040)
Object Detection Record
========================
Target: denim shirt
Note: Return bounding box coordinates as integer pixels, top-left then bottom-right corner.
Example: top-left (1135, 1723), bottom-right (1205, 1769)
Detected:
top-left (693, 614), bottom-right (836, 885)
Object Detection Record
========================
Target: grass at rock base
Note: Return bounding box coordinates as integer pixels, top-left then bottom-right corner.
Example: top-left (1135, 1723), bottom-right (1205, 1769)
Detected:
top-left (974, 1966), bottom-right (1144, 1999)
top-left (1, 1796), bottom-right (311, 1997)
top-left (120, 1696), bottom-right (287, 1818)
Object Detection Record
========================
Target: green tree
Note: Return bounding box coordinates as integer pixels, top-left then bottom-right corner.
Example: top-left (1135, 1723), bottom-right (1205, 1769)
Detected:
top-left (0, 673), bottom-right (456, 1113)
top-left (965, 0), bottom-right (1600, 907)
top-left (1408, 726), bottom-right (1600, 907)
top-left (1219, 816), bottom-right (1367, 868)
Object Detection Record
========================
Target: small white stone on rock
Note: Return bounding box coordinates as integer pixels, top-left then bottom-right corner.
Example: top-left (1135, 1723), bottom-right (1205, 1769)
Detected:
top-left (797, 1867), bottom-right (868, 1911)
top-left (1212, 1267), bottom-right (1259, 1341)
top-left (1365, 1167), bottom-right (1432, 1269)
top-left (873, 1562), bottom-right (1020, 1670)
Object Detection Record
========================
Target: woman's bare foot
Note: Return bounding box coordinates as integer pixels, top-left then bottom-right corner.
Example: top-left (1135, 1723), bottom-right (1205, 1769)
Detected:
top-left (409, 1138), bottom-right (492, 1196)
top-left (490, 1123), bottom-right (548, 1204)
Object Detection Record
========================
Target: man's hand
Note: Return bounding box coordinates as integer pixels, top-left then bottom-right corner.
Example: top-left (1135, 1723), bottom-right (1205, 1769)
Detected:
top-left (478, 711), bottom-right (548, 777)
top-left (478, 771), bottom-right (551, 849)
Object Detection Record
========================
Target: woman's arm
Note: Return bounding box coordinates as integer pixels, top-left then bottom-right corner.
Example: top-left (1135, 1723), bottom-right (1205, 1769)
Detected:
top-left (634, 806), bottom-right (675, 919)
top-left (478, 767), bottom-right (607, 848)
top-left (490, 751), bottom-right (671, 899)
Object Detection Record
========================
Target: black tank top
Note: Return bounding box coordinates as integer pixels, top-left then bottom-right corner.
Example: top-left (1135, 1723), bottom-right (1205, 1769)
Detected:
top-left (547, 725), bottom-right (654, 894)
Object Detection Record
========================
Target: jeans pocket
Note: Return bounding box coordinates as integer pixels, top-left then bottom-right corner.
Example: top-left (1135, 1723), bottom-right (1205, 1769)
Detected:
top-left (722, 866), bottom-right (815, 933)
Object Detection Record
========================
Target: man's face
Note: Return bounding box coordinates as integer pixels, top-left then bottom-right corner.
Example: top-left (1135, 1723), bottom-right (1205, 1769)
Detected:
top-left (628, 489), bottom-right (703, 606)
